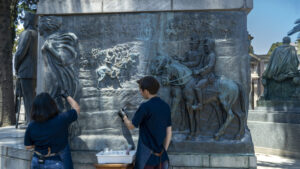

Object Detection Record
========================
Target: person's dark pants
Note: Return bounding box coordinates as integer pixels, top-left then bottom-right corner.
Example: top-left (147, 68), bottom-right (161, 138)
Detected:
top-left (144, 161), bottom-right (169, 169)
top-left (59, 144), bottom-right (74, 169)
top-left (20, 78), bottom-right (36, 124)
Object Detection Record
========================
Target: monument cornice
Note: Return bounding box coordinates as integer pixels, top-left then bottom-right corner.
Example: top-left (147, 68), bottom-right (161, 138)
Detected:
top-left (37, 0), bottom-right (253, 15)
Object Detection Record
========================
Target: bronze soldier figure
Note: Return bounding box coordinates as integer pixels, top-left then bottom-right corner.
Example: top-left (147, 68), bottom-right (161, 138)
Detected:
top-left (14, 12), bottom-right (37, 125)
top-left (192, 38), bottom-right (216, 110)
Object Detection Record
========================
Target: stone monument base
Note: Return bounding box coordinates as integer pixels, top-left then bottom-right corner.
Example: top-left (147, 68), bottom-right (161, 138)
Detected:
top-left (1, 147), bottom-right (256, 169)
top-left (73, 151), bottom-right (257, 169)
top-left (0, 127), bottom-right (256, 169)
top-left (169, 130), bottom-right (254, 154)
top-left (169, 153), bottom-right (256, 169)
top-left (248, 100), bottom-right (300, 158)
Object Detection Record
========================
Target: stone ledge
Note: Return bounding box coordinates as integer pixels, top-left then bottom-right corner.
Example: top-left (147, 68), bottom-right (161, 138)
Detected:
top-left (210, 155), bottom-right (248, 168)
top-left (7, 147), bottom-right (33, 161)
top-left (169, 153), bottom-right (256, 168)
top-left (169, 154), bottom-right (210, 167)
top-left (0, 144), bottom-right (257, 169)
top-left (37, 0), bottom-right (253, 15)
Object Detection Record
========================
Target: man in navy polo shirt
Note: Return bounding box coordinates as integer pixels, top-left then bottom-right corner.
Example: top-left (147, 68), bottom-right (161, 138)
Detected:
top-left (119, 76), bottom-right (172, 169)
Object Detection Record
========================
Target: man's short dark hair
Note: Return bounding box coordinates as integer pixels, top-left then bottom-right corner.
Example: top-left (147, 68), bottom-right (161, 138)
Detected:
top-left (137, 76), bottom-right (160, 94)
top-left (31, 92), bottom-right (59, 123)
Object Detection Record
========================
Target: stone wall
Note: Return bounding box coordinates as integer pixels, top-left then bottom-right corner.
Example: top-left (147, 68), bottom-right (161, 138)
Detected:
top-left (36, 10), bottom-right (252, 151)
top-left (0, 145), bottom-right (256, 169)
top-left (35, 0), bottom-right (255, 168)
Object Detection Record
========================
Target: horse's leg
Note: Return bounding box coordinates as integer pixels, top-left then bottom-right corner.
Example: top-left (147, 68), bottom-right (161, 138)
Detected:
top-left (186, 97), bottom-right (196, 138)
top-left (183, 85), bottom-right (196, 139)
top-left (234, 110), bottom-right (245, 140)
top-left (192, 79), bottom-right (209, 110)
top-left (170, 87), bottom-right (182, 131)
top-left (214, 102), bottom-right (235, 140)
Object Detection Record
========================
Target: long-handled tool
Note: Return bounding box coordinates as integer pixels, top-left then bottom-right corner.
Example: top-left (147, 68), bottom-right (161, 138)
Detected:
top-left (15, 79), bottom-right (22, 129)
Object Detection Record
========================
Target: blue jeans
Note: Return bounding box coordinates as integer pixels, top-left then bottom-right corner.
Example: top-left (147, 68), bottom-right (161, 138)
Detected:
top-left (59, 144), bottom-right (74, 169)
top-left (31, 156), bottom-right (64, 169)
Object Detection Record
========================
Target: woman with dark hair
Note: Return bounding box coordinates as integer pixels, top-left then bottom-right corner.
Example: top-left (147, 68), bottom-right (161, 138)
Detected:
top-left (24, 92), bottom-right (80, 169)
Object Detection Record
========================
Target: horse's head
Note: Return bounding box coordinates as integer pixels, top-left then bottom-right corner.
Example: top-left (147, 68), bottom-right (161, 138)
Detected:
top-left (150, 55), bottom-right (172, 75)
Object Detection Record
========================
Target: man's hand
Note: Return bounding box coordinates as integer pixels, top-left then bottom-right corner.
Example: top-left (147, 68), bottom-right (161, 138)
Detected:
top-left (118, 108), bottom-right (128, 121)
top-left (25, 145), bottom-right (35, 150)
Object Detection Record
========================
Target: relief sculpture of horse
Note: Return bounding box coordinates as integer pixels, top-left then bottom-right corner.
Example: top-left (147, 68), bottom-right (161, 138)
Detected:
top-left (151, 55), bottom-right (247, 140)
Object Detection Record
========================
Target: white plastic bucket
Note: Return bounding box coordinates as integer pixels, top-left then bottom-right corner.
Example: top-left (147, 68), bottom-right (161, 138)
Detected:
top-left (96, 150), bottom-right (136, 164)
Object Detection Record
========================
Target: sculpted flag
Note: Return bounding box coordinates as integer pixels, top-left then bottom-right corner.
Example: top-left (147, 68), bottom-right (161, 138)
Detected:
top-left (263, 44), bottom-right (299, 81)
top-left (42, 32), bottom-right (79, 99)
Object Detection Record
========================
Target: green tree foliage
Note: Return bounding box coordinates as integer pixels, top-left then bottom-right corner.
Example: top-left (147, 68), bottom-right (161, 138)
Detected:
top-left (12, 0), bottom-right (38, 51)
top-left (267, 42), bottom-right (283, 56)
top-left (12, 27), bottom-right (24, 54)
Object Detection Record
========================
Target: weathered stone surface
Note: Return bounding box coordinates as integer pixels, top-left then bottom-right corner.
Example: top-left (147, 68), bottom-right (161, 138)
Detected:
top-left (0, 127), bottom-right (255, 168)
top-left (248, 114), bottom-right (300, 156)
top-left (71, 150), bottom-right (98, 164)
top-left (169, 154), bottom-right (210, 167)
top-left (249, 156), bottom-right (257, 168)
top-left (169, 131), bottom-right (254, 154)
top-left (0, 146), bottom-right (7, 156)
top-left (169, 153), bottom-right (256, 168)
top-left (35, 11), bottom-right (253, 154)
top-left (7, 147), bottom-right (32, 160)
top-left (2, 156), bottom-right (31, 169)
top-left (256, 100), bottom-right (300, 111)
top-left (35, 0), bottom-right (256, 167)
top-left (210, 155), bottom-right (249, 168)
top-left (103, 0), bottom-right (172, 12)
top-left (37, 0), bottom-right (253, 14)
top-left (70, 134), bottom-right (138, 151)
top-left (173, 0), bottom-right (252, 11)
top-left (248, 110), bottom-right (300, 124)
top-left (0, 156), bottom-right (4, 169)
top-left (37, 0), bottom-right (103, 14)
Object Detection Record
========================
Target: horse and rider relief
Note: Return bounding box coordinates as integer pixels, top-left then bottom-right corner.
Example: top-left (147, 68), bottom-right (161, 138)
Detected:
top-left (151, 37), bottom-right (247, 141)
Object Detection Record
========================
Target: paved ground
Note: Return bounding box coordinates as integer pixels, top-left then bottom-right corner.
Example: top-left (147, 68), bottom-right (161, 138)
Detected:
top-left (256, 153), bottom-right (300, 169)
top-left (0, 126), bottom-right (299, 168)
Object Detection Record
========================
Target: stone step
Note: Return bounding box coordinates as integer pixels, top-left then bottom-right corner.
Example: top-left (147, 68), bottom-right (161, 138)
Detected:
top-left (248, 111), bottom-right (300, 124)
top-left (70, 134), bottom-right (138, 151)
top-left (250, 109), bottom-right (300, 114)
top-left (256, 100), bottom-right (300, 111)
top-left (254, 106), bottom-right (300, 112)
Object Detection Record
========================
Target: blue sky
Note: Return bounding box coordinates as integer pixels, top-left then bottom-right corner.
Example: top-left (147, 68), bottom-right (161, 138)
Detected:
top-left (248, 0), bottom-right (300, 54)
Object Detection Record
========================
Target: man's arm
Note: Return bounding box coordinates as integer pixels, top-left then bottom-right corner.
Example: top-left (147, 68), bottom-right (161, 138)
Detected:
top-left (14, 31), bottom-right (32, 72)
top-left (123, 116), bottom-right (135, 130)
top-left (198, 53), bottom-right (216, 76)
top-left (25, 145), bottom-right (35, 150)
top-left (182, 55), bottom-right (201, 68)
top-left (163, 126), bottom-right (172, 150)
